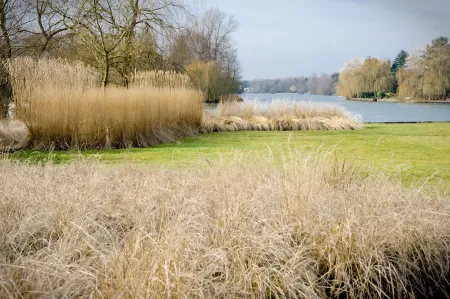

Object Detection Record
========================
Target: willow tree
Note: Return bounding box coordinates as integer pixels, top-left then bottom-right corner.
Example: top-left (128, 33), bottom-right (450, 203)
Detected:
top-left (336, 57), bottom-right (393, 98)
top-left (336, 58), bottom-right (363, 98)
top-left (397, 67), bottom-right (422, 100)
top-left (360, 57), bottom-right (394, 95)
top-left (397, 37), bottom-right (450, 101)
top-left (421, 37), bottom-right (450, 100)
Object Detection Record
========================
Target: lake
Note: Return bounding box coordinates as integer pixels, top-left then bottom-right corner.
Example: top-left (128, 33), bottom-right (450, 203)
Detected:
top-left (241, 93), bottom-right (450, 123)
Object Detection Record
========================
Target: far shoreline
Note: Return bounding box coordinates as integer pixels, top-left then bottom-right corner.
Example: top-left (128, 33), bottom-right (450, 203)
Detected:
top-left (241, 92), bottom-right (450, 104)
top-left (347, 97), bottom-right (450, 104)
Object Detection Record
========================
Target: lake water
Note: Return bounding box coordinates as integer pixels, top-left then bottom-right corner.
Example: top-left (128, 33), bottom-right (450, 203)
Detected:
top-left (241, 93), bottom-right (450, 123)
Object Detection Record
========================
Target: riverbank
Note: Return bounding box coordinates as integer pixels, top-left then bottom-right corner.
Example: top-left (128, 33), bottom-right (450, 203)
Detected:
top-left (349, 97), bottom-right (450, 104)
top-left (348, 97), bottom-right (397, 102)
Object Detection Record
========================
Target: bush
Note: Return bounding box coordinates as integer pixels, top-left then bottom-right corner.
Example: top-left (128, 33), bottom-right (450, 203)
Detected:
top-left (360, 91), bottom-right (376, 98)
top-left (377, 91), bottom-right (386, 99)
top-left (386, 91), bottom-right (396, 98)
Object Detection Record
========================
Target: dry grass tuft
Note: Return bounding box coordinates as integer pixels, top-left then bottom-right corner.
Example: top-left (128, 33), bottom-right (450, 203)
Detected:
top-left (0, 152), bottom-right (449, 298)
top-left (0, 119), bottom-right (28, 150)
top-left (6, 58), bottom-right (203, 150)
top-left (203, 100), bottom-right (363, 132)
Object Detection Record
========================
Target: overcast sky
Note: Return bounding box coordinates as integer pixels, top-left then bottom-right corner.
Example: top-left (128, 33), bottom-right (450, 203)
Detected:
top-left (200, 0), bottom-right (450, 80)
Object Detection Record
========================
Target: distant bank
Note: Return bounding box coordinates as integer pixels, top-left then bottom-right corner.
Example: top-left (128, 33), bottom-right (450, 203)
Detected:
top-left (348, 97), bottom-right (450, 104)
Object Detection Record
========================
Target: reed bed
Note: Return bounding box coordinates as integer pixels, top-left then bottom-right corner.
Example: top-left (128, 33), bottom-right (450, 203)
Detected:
top-left (22, 86), bottom-right (203, 149)
top-left (203, 100), bottom-right (363, 132)
top-left (0, 152), bottom-right (449, 298)
top-left (6, 58), bottom-right (203, 149)
top-left (6, 57), bottom-right (98, 120)
top-left (130, 70), bottom-right (191, 89)
top-left (4, 58), bottom-right (360, 150)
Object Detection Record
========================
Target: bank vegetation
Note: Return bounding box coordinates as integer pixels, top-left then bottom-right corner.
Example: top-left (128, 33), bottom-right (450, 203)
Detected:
top-left (336, 37), bottom-right (450, 101)
top-left (0, 0), bottom-right (242, 118)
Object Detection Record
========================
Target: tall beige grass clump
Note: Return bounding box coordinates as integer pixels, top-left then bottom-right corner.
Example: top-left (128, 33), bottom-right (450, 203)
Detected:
top-left (0, 152), bottom-right (449, 298)
top-left (203, 100), bottom-right (363, 132)
top-left (0, 119), bottom-right (28, 150)
top-left (6, 58), bottom-right (203, 149)
top-left (130, 70), bottom-right (192, 89)
top-left (6, 57), bottom-right (98, 120)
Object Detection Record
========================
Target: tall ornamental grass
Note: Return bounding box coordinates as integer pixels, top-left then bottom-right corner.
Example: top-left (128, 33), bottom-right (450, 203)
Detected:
top-left (203, 100), bottom-right (363, 132)
top-left (130, 70), bottom-right (192, 89)
top-left (0, 151), bottom-right (449, 298)
top-left (6, 58), bottom-right (203, 149)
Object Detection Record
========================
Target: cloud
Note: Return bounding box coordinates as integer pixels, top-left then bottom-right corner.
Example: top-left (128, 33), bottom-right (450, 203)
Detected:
top-left (337, 0), bottom-right (450, 19)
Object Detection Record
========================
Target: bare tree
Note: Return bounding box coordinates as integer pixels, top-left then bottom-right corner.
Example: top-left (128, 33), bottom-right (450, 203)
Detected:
top-left (0, 0), bottom-right (34, 59)
top-left (188, 8), bottom-right (238, 65)
top-left (316, 73), bottom-right (333, 96)
top-left (32, 0), bottom-right (68, 54)
top-left (51, 0), bottom-right (186, 87)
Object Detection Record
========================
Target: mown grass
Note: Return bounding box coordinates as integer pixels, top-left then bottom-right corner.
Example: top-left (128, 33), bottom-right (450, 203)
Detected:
top-left (10, 123), bottom-right (450, 185)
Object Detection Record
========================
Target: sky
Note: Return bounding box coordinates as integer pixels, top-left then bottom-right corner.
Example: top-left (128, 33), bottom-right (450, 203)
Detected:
top-left (200, 0), bottom-right (450, 80)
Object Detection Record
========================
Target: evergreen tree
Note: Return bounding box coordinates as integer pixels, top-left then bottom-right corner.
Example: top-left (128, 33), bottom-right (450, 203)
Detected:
top-left (391, 50), bottom-right (409, 76)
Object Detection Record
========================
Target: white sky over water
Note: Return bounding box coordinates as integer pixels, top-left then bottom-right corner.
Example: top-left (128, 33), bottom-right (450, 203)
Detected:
top-left (200, 0), bottom-right (450, 79)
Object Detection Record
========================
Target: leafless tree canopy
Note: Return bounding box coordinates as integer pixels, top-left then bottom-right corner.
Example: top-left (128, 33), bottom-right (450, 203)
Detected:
top-left (168, 8), bottom-right (241, 101)
top-left (0, 1), bottom-right (242, 107)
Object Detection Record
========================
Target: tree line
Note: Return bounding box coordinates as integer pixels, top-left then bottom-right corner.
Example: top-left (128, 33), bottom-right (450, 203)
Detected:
top-left (0, 0), bottom-right (242, 114)
top-left (246, 73), bottom-right (339, 96)
top-left (336, 37), bottom-right (450, 101)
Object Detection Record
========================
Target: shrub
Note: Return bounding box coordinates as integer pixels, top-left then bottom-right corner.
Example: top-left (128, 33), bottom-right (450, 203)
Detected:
top-left (376, 91), bottom-right (386, 99)
top-left (386, 91), bottom-right (396, 98)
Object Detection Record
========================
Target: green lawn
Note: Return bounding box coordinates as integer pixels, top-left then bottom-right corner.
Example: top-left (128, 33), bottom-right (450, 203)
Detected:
top-left (10, 123), bottom-right (450, 184)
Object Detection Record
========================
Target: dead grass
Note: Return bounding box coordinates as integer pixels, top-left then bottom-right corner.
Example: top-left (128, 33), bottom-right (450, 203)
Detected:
top-left (203, 100), bottom-right (363, 132)
top-left (130, 70), bottom-right (191, 89)
top-left (21, 86), bottom-right (203, 149)
top-left (6, 58), bottom-right (203, 150)
top-left (3, 58), bottom-right (361, 149)
top-left (0, 119), bottom-right (28, 150)
top-left (0, 151), bottom-right (449, 298)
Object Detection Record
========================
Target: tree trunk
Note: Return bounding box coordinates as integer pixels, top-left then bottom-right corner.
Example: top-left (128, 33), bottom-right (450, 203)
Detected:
top-left (0, 1), bottom-right (12, 59)
top-left (102, 57), bottom-right (110, 88)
